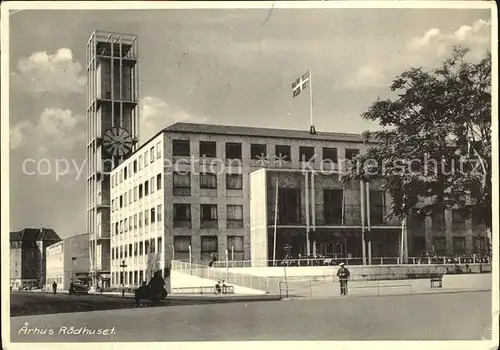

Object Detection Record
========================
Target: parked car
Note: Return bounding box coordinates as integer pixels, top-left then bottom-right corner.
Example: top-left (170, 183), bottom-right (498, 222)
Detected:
top-left (69, 281), bottom-right (90, 295)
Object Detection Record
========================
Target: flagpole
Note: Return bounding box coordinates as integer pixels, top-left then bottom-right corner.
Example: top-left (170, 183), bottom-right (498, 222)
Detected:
top-left (309, 69), bottom-right (316, 134)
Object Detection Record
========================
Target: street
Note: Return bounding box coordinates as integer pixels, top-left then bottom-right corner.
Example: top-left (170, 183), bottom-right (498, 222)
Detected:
top-left (11, 290), bottom-right (492, 341)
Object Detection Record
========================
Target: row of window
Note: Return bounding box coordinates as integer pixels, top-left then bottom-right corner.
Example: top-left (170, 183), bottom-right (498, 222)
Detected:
top-left (111, 142), bottom-right (162, 188)
top-left (113, 205), bottom-right (163, 235)
top-left (112, 237), bottom-right (163, 259)
top-left (112, 174), bottom-right (162, 211)
top-left (413, 236), bottom-right (488, 255)
top-left (111, 236), bottom-right (244, 264)
top-left (173, 204), bottom-right (244, 228)
top-left (173, 139), bottom-right (360, 162)
top-left (173, 173), bottom-right (243, 191)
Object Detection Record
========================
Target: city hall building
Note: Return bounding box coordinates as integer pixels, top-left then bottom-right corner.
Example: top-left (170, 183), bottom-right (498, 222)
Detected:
top-left (107, 122), bottom-right (489, 287)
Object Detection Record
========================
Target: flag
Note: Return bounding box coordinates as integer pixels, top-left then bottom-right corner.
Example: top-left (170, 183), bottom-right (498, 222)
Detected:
top-left (292, 70), bottom-right (310, 97)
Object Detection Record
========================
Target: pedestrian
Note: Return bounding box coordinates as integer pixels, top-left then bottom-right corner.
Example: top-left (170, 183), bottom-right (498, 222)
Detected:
top-left (52, 281), bottom-right (57, 295)
top-left (336, 262), bottom-right (350, 296)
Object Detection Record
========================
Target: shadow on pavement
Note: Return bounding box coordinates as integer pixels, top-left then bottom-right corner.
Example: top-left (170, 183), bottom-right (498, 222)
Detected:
top-left (10, 292), bottom-right (280, 317)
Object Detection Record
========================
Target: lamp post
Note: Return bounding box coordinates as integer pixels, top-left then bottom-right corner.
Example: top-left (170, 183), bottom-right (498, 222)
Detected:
top-left (119, 260), bottom-right (127, 298)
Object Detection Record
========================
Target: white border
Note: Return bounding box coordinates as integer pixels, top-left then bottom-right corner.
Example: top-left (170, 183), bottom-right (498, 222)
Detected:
top-left (1, 2), bottom-right (498, 350)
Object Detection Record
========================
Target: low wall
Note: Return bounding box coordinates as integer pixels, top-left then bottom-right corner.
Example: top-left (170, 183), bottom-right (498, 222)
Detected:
top-left (221, 263), bottom-right (490, 281)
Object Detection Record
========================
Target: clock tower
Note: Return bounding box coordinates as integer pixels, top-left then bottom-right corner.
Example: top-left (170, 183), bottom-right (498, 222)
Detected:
top-left (85, 31), bottom-right (139, 288)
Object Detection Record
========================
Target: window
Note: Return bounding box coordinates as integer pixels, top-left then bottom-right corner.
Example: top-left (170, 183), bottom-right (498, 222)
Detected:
top-left (473, 236), bottom-right (487, 254)
top-left (433, 237), bottom-right (447, 256)
top-left (115, 223), bottom-right (119, 235)
top-left (201, 236), bottom-right (218, 259)
top-left (134, 214), bottom-right (137, 228)
top-left (453, 237), bottom-right (466, 254)
top-left (145, 181), bottom-right (149, 196)
top-left (173, 172), bottom-right (191, 188)
top-left (157, 205), bottom-right (162, 222)
top-left (157, 174), bottom-right (162, 190)
top-left (173, 204), bottom-right (191, 221)
top-left (134, 186), bottom-right (137, 201)
top-left (174, 236), bottom-right (191, 252)
top-left (120, 246), bottom-right (123, 258)
top-left (144, 151), bottom-right (149, 167)
top-left (119, 195), bottom-right (123, 208)
top-left (156, 142), bottom-right (162, 159)
top-left (124, 246), bottom-right (127, 258)
top-left (134, 242), bottom-right (138, 256)
top-left (275, 145), bottom-right (291, 161)
top-left (173, 140), bottom-right (190, 156)
top-left (150, 147), bottom-right (155, 163)
top-left (225, 142), bottom-right (242, 159)
top-left (139, 155), bottom-right (143, 170)
top-left (369, 191), bottom-right (385, 225)
top-left (226, 174), bottom-right (243, 189)
top-left (145, 240), bottom-right (150, 254)
top-left (124, 193), bottom-right (127, 207)
top-left (432, 211), bottom-right (445, 231)
top-left (150, 177), bottom-right (155, 193)
top-left (157, 237), bottom-right (162, 253)
top-left (129, 244), bottom-right (133, 257)
top-left (112, 199), bottom-right (115, 212)
top-left (124, 167), bottom-right (128, 180)
top-left (139, 212), bottom-right (143, 227)
top-left (201, 204), bottom-right (218, 227)
top-left (133, 160), bottom-right (137, 173)
top-left (124, 219), bottom-right (128, 232)
top-left (324, 189), bottom-right (343, 225)
top-left (278, 188), bottom-right (301, 224)
top-left (345, 148), bottom-right (360, 160)
top-left (200, 173), bottom-right (217, 189)
top-left (412, 236), bottom-right (426, 255)
top-left (139, 184), bottom-right (143, 199)
top-left (227, 205), bottom-right (244, 228)
top-left (145, 210), bottom-right (149, 225)
top-left (200, 141), bottom-right (217, 158)
top-left (139, 241), bottom-right (143, 255)
top-left (129, 190), bottom-right (132, 204)
top-left (299, 146), bottom-right (315, 162)
top-left (151, 207), bottom-right (156, 223)
top-left (323, 147), bottom-right (338, 163)
top-left (452, 209), bottom-right (466, 225)
top-left (129, 216), bottom-right (133, 231)
top-left (227, 236), bottom-right (244, 252)
top-left (120, 220), bottom-right (123, 234)
top-left (150, 238), bottom-right (156, 253)
top-left (251, 144), bottom-right (267, 160)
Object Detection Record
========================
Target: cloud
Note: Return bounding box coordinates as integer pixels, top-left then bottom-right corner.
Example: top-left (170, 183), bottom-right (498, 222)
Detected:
top-left (408, 19), bottom-right (491, 61)
top-left (10, 108), bottom-right (85, 154)
top-left (139, 96), bottom-right (208, 143)
top-left (13, 48), bottom-right (86, 97)
top-left (345, 65), bottom-right (386, 90)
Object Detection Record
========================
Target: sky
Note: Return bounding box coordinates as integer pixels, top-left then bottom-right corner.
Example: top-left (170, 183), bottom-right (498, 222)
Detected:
top-left (6, 6), bottom-right (492, 238)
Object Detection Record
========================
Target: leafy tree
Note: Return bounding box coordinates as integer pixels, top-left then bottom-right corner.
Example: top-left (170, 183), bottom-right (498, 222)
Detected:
top-left (342, 46), bottom-right (492, 253)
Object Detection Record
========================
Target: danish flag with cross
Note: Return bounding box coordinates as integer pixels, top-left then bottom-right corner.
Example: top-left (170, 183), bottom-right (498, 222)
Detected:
top-left (292, 70), bottom-right (310, 97)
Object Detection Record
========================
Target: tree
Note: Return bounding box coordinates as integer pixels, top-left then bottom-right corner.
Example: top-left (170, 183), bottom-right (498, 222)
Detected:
top-left (342, 46), bottom-right (492, 253)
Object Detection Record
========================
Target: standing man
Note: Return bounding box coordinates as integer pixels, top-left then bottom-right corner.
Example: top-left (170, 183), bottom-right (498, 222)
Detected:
top-left (52, 281), bottom-right (57, 295)
top-left (336, 262), bottom-right (350, 296)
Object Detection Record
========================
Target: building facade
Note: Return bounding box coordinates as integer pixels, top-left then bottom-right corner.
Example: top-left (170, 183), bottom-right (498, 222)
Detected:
top-left (108, 122), bottom-right (491, 286)
top-left (9, 228), bottom-right (61, 289)
top-left (85, 31), bottom-right (139, 287)
top-left (250, 168), bottom-right (402, 265)
top-left (46, 233), bottom-right (90, 290)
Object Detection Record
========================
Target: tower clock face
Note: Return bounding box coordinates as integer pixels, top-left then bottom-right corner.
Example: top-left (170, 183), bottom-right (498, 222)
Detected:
top-left (103, 127), bottom-right (134, 157)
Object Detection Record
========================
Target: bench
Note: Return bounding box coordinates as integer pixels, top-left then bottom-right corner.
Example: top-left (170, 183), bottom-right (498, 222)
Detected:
top-left (430, 274), bottom-right (444, 288)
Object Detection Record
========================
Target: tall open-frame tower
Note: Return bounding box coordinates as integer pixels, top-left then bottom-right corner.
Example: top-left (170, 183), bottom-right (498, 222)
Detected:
top-left (85, 31), bottom-right (139, 287)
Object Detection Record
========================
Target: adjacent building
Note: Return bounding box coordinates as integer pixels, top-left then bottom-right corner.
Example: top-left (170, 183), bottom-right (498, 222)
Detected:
top-left (46, 233), bottom-right (90, 290)
top-left (9, 228), bottom-right (61, 289)
top-left (85, 31), bottom-right (139, 287)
